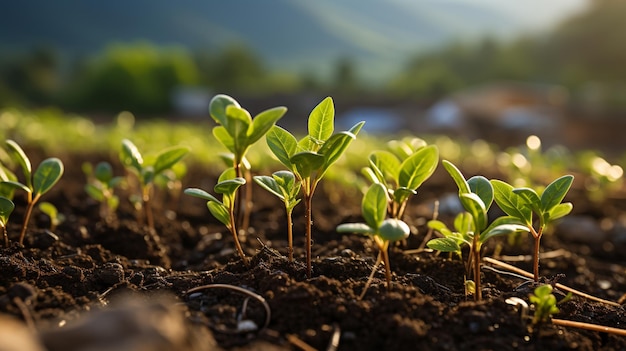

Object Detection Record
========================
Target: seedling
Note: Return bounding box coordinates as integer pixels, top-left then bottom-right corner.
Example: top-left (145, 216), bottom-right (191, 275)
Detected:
top-left (185, 168), bottom-right (248, 264)
top-left (119, 139), bottom-right (189, 231)
top-left (491, 175), bottom-right (573, 281)
top-left (362, 140), bottom-right (439, 219)
top-left (0, 140), bottom-right (64, 246)
top-left (209, 94), bottom-right (287, 232)
top-left (266, 97), bottom-right (364, 278)
top-left (427, 160), bottom-right (528, 300)
top-left (84, 161), bottom-right (123, 221)
top-left (253, 171), bottom-right (301, 261)
top-left (337, 183), bottom-right (410, 294)
top-left (0, 196), bottom-right (14, 247)
top-left (38, 202), bottom-right (64, 231)
top-left (529, 284), bottom-right (571, 326)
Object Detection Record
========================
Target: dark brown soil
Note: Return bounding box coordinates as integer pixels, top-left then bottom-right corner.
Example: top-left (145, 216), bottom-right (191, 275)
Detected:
top-left (1, 152), bottom-right (625, 351)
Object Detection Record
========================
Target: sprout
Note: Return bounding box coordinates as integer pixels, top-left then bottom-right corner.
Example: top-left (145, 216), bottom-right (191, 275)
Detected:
top-left (38, 202), bottom-right (65, 232)
top-left (1, 140), bottom-right (64, 246)
top-left (185, 168), bottom-right (248, 265)
top-left (338, 183), bottom-right (410, 295)
top-left (267, 97), bottom-right (364, 278)
top-left (0, 196), bottom-right (15, 247)
top-left (84, 161), bottom-right (123, 222)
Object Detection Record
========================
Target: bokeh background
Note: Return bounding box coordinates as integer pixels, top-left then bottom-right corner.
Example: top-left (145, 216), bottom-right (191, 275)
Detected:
top-left (2, 0), bottom-right (625, 153)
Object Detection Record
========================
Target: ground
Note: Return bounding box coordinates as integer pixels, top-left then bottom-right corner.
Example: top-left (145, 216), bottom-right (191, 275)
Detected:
top-left (0, 151), bottom-right (624, 351)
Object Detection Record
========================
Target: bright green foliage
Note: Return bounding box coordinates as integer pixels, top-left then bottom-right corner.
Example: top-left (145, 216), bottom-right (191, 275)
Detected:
top-left (209, 94), bottom-right (287, 232)
top-left (84, 161), bottom-right (123, 220)
top-left (337, 183), bottom-right (410, 292)
top-left (529, 284), bottom-right (572, 325)
top-left (428, 160), bottom-right (528, 300)
top-left (0, 164), bottom-right (17, 199)
top-left (491, 175), bottom-right (574, 281)
top-left (0, 196), bottom-right (14, 247)
top-left (119, 139), bottom-right (189, 230)
top-left (363, 139), bottom-right (439, 219)
top-left (0, 140), bottom-right (64, 246)
top-left (253, 171), bottom-right (301, 261)
top-left (266, 96), bottom-right (364, 278)
top-left (185, 168), bottom-right (247, 264)
top-left (38, 201), bottom-right (64, 231)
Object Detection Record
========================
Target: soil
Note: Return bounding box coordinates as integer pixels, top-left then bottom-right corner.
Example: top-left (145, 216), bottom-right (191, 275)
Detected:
top-left (1, 151), bottom-right (625, 351)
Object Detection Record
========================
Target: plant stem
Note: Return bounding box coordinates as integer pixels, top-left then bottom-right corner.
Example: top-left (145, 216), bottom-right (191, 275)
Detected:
top-left (286, 208), bottom-right (294, 262)
top-left (531, 226), bottom-right (543, 282)
top-left (472, 236), bottom-right (482, 301)
top-left (18, 195), bottom-right (38, 246)
top-left (381, 242), bottom-right (392, 291)
top-left (143, 185), bottom-right (154, 231)
top-left (2, 226), bottom-right (8, 247)
top-left (304, 190), bottom-right (313, 278)
top-left (229, 204), bottom-right (248, 265)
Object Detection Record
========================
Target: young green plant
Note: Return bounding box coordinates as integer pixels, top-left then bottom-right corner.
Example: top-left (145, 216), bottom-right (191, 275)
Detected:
top-left (119, 139), bottom-right (189, 231)
top-left (491, 175), bottom-right (574, 281)
top-left (363, 140), bottom-right (439, 219)
top-left (428, 160), bottom-right (528, 300)
top-left (209, 94), bottom-right (287, 232)
top-left (38, 202), bottom-right (64, 231)
top-left (253, 171), bottom-right (301, 261)
top-left (0, 196), bottom-right (14, 247)
top-left (1, 140), bottom-right (64, 246)
top-left (84, 161), bottom-right (123, 221)
top-left (184, 168), bottom-right (248, 264)
top-left (337, 183), bottom-right (410, 295)
top-left (529, 284), bottom-right (571, 326)
top-left (266, 97), bottom-right (364, 278)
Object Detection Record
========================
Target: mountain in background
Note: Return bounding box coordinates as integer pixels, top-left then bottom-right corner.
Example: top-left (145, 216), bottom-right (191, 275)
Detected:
top-left (2, 0), bottom-right (588, 82)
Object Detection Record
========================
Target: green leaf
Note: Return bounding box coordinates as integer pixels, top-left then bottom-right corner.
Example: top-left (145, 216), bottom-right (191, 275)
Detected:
top-left (266, 125), bottom-right (297, 170)
top-left (0, 196), bottom-right (14, 226)
top-left (5, 140), bottom-right (32, 187)
top-left (1, 181), bottom-right (31, 194)
top-left (273, 170), bottom-right (297, 192)
top-left (120, 139), bottom-right (143, 173)
top-left (207, 201), bottom-right (231, 227)
top-left (512, 187), bottom-right (541, 214)
top-left (209, 94), bottom-right (240, 126)
top-left (213, 126), bottom-right (236, 154)
top-left (548, 202), bottom-right (573, 221)
top-left (308, 97), bottom-right (335, 143)
top-left (317, 121), bottom-right (365, 179)
top-left (253, 176), bottom-right (284, 200)
top-left (454, 212), bottom-right (475, 235)
top-left (491, 180), bottom-right (533, 224)
top-left (215, 178), bottom-right (245, 197)
top-left (427, 237), bottom-right (461, 253)
top-left (378, 218), bottom-right (410, 242)
top-left (94, 162), bottom-right (114, 183)
top-left (290, 151), bottom-right (324, 179)
top-left (85, 184), bottom-right (105, 202)
top-left (393, 187), bottom-right (417, 205)
top-left (459, 192), bottom-right (487, 231)
top-left (480, 223), bottom-right (529, 243)
top-left (362, 183), bottom-right (388, 230)
top-left (248, 106), bottom-right (287, 144)
top-left (336, 223), bottom-right (375, 235)
top-left (153, 146), bottom-right (189, 176)
top-left (540, 175), bottom-right (574, 213)
top-left (218, 168), bottom-right (237, 183)
top-left (225, 105), bottom-right (252, 154)
top-left (38, 202), bottom-right (58, 220)
top-left (362, 166), bottom-right (383, 185)
top-left (184, 188), bottom-right (221, 203)
top-left (427, 220), bottom-right (453, 237)
top-left (398, 145), bottom-right (439, 190)
top-left (33, 158), bottom-right (64, 197)
top-left (369, 151), bottom-right (401, 183)
top-left (468, 176), bottom-right (493, 210)
top-left (442, 160), bottom-right (470, 194)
